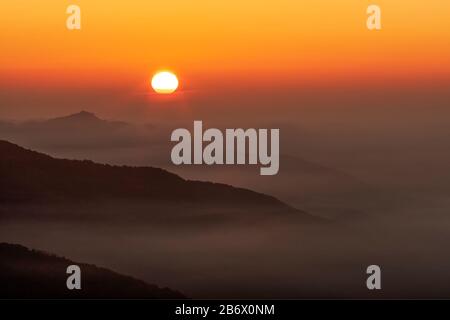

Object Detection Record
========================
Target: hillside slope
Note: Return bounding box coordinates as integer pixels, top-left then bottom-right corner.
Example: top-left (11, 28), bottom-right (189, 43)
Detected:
top-left (0, 140), bottom-right (316, 223)
top-left (0, 243), bottom-right (185, 299)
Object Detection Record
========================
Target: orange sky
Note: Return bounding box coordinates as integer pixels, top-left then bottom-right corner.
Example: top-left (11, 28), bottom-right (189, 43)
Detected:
top-left (1, 0), bottom-right (450, 90)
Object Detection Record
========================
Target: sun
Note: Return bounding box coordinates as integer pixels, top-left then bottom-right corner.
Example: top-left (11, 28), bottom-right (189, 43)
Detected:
top-left (151, 71), bottom-right (179, 94)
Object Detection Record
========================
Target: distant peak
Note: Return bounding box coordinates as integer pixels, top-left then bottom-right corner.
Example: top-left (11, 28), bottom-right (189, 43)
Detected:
top-left (71, 111), bottom-right (98, 119)
top-left (48, 111), bottom-right (102, 123)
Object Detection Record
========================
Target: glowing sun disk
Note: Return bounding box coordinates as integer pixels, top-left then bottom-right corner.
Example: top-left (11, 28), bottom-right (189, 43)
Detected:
top-left (151, 71), bottom-right (179, 94)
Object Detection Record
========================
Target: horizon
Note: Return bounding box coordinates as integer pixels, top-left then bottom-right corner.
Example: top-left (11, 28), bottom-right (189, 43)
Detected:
top-left (1, 1), bottom-right (450, 122)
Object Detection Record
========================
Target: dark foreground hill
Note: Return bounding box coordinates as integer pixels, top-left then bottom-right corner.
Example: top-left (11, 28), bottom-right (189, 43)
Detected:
top-left (0, 140), bottom-right (317, 223)
top-left (0, 243), bottom-right (185, 299)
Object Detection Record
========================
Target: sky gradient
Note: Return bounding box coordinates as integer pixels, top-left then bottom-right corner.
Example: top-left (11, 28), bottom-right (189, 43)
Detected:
top-left (1, 0), bottom-right (450, 120)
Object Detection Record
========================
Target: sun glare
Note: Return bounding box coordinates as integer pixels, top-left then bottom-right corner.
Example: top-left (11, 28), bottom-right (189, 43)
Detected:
top-left (151, 71), bottom-right (179, 94)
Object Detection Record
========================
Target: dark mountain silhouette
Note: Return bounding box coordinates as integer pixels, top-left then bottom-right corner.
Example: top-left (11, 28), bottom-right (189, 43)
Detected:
top-left (0, 140), bottom-right (316, 223)
top-left (0, 112), bottom-right (379, 219)
top-left (0, 243), bottom-right (185, 299)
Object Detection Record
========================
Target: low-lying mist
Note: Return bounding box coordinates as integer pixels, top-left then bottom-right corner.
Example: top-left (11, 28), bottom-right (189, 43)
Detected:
top-left (1, 196), bottom-right (450, 299)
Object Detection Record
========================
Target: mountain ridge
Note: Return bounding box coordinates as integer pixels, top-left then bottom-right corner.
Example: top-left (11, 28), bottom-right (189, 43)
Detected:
top-left (0, 140), bottom-right (317, 222)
